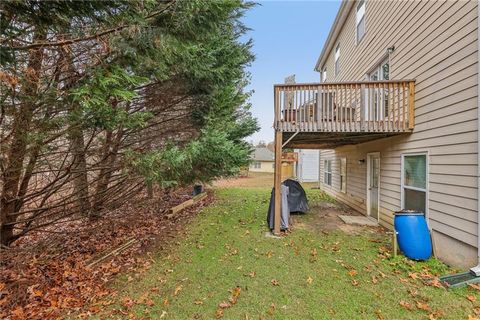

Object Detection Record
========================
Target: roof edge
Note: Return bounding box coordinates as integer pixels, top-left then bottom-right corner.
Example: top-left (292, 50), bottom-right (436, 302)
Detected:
top-left (314, 0), bottom-right (355, 72)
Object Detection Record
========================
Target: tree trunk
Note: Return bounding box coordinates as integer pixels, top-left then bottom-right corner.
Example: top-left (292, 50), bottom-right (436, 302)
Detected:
top-left (69, 126), bottom-right (91, 216)
top-left (60, 39), bottom-right (92, 217)
top-left (91, 129), bottom-right (123, 216)
top-left (0, 31), bottom-right (45, 245)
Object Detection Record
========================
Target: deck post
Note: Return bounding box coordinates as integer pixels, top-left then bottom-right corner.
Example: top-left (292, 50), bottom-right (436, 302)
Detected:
top-left (408, 81), bottom-right (415, 130)
top-left (273, 130), bottom-right (283, 235)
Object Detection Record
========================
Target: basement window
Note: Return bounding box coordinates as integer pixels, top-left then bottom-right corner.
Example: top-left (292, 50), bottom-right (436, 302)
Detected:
top-left (402, 154), bottom-right (427, 215)
top-left (324, 160), bottom-right (332, 186)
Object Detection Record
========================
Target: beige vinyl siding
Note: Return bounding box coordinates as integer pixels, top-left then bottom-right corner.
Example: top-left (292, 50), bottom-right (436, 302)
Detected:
top-left (318, 0), bottom-right (478, 248)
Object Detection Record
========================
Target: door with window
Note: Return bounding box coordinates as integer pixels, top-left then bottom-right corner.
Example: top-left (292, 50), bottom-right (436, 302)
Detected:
top-left (402, 154), bottom-right (427, 215)
top-left (366, 59), bottom-right (389, 121)
top-left (367, 153), bottom-right (380, 220)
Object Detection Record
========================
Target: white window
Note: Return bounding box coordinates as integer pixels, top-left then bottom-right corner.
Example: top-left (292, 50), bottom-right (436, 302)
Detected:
top-left (322, 68), bottom-right (327, 82)
top-left (369, 59), bottom-right (389, 81)
top-left (334, 44), bottom-right (340, 76)
top-left (366, 58), bottom-right (390, 120)
top-left (401, 154), bottom-right (428, 215)
top-left (340, 158), bottom-right (347, 193)
top-left (253, 161), bottom-right (261, 169)
top-left (324, 160), bottom-right (332, 186)
top-left (356, 0), bottom-right (366, 43)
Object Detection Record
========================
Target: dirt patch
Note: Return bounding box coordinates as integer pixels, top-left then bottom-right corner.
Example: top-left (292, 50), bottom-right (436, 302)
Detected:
top-left (213, 172), bottom-right (274, 188)
top-left (213, 172), bottom-right (319, 189)
top-left (292, 200), bottom-right (376, 235)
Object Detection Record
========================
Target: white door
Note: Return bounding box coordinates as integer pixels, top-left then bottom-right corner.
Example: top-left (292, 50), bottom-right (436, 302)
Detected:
top-left (367, 153), bottom-right (380, 220)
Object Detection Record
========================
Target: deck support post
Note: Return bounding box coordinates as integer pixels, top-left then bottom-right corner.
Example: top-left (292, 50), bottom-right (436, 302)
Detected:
top-left (273, 130), bottom-right (283, 235)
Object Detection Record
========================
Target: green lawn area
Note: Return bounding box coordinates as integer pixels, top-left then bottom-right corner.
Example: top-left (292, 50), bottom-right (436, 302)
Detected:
top-left (100, 186), bottom-right (480, 319)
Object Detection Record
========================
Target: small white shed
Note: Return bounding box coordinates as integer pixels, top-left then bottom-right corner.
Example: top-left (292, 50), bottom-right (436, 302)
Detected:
top-left (295, 149), bottom-right (320, 183)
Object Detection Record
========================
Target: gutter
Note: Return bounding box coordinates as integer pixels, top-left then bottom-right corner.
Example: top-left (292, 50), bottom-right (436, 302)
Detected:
top-left (470, 2), bottom-right (480, 276)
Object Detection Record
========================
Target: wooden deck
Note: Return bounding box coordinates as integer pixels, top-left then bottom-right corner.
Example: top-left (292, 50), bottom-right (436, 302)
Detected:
top-left (274, 80), bottom-right (415, 148)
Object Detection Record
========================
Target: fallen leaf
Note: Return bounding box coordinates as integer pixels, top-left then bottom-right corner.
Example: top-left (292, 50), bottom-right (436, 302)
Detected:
top-left (271, 279), bottom-right (280, 286)
top-left (311, 248), bottom-right (318, 257)
top-left (399, 301), bottom-right (413, 310)
top-left (306, 276), bottom-right (313, 285)
top-left (229, 286), bottom-right (241, 305)
top-left (122, 296), bottom-right (135, 309)
top-left (194, 299), bottom-right (204, 305)
top-left (427, 278), bottom-right (444, 288)
top-left (218, 301), bottom-right (231, 309)
top-left (416, 301), bottom-right (430, 311)
top-left (371, 276), bottom-right (378, 284)
top-left (244, 271), bottom-right (256, 278)
top-left (408, 288), bottom-right (418, 297)
top-left (351, 279), bottom-right (359, 286)
top-left (408, 272), bottom-right (419, 280)
top-left (474, 307), bottom-right (480, 315)
top-left (468, 316), bottom-right (479, 320)
top-left (266, 251), bottom-right (273, 258)
top-left (268, 303), bottom-right (275, 316)
top-left (467, 295), bottom-right (477, 302)
top-left (163, 298), bottom-right (170, 306)
top-left (469, 283), bottom-right (480, 291)
top-left (375, 309), bottom-right (385, 320)
top-left (174, 285), bottom-right (183, 296)
top-left (215, 308), bottom-right (224, 318)
top-left (348, 269), bottom-right (358, 277)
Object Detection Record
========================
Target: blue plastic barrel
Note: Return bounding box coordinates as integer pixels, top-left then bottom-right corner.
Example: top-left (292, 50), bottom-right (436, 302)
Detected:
top-left (394, 210), bottom-right (432, 260)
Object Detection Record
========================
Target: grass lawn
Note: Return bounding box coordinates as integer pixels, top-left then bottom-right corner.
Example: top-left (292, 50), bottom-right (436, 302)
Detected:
top-left (98, 185), bottom-right (480, 319)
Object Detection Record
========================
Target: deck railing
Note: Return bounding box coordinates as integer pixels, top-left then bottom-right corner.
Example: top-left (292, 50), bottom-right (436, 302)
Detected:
top-left (274, 80), bottom-right (415, 133)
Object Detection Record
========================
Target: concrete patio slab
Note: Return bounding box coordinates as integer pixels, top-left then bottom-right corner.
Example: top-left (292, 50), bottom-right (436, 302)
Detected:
top-left (339, 215), bottom-right (379, 227)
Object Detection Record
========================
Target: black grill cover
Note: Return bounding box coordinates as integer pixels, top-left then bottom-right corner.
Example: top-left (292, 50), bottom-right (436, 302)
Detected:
top-left (283, 179), bottom-right (309, 213)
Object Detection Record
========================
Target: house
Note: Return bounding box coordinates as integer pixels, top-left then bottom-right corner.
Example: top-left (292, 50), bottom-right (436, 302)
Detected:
top-left (249, 147), bottom-right (275, 173)
top-left (271, 0), bottom-right (479, 269)
top-left (295, 149), bottom-right (320, 183)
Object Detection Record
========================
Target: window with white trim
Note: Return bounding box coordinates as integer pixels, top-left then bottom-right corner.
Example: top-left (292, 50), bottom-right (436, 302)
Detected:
top-left (334, 44), bottom-right (340, 76)
top-left (253, 161), bottom-right (261, 169)
top-left (324, 160), bottom-right (332, 186)
top-left (340, 157), bottom-right (347, 193)
top-left (367, 58), bottom-right (390, 119)
top-left (356, 0), bottom-right (365, 43)
top-left (322, 68), bottom-right (327, 82)
top-left (402, 154), bottom-right (427, 214)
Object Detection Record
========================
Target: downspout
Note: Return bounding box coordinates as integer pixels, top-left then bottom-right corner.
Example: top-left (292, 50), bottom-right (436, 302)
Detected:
top-left (470, 1), bottom-right (480, 276)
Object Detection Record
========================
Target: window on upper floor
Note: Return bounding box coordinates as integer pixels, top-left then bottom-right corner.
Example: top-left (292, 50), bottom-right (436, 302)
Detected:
top-left (322, 68), bottom-right (327, 82)
top-left (367, 58), bottom-right (390, 119)
top-left (334, 44), bottom-right (340, 76)
top-left (356, 0), bottom-right (366, 43)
